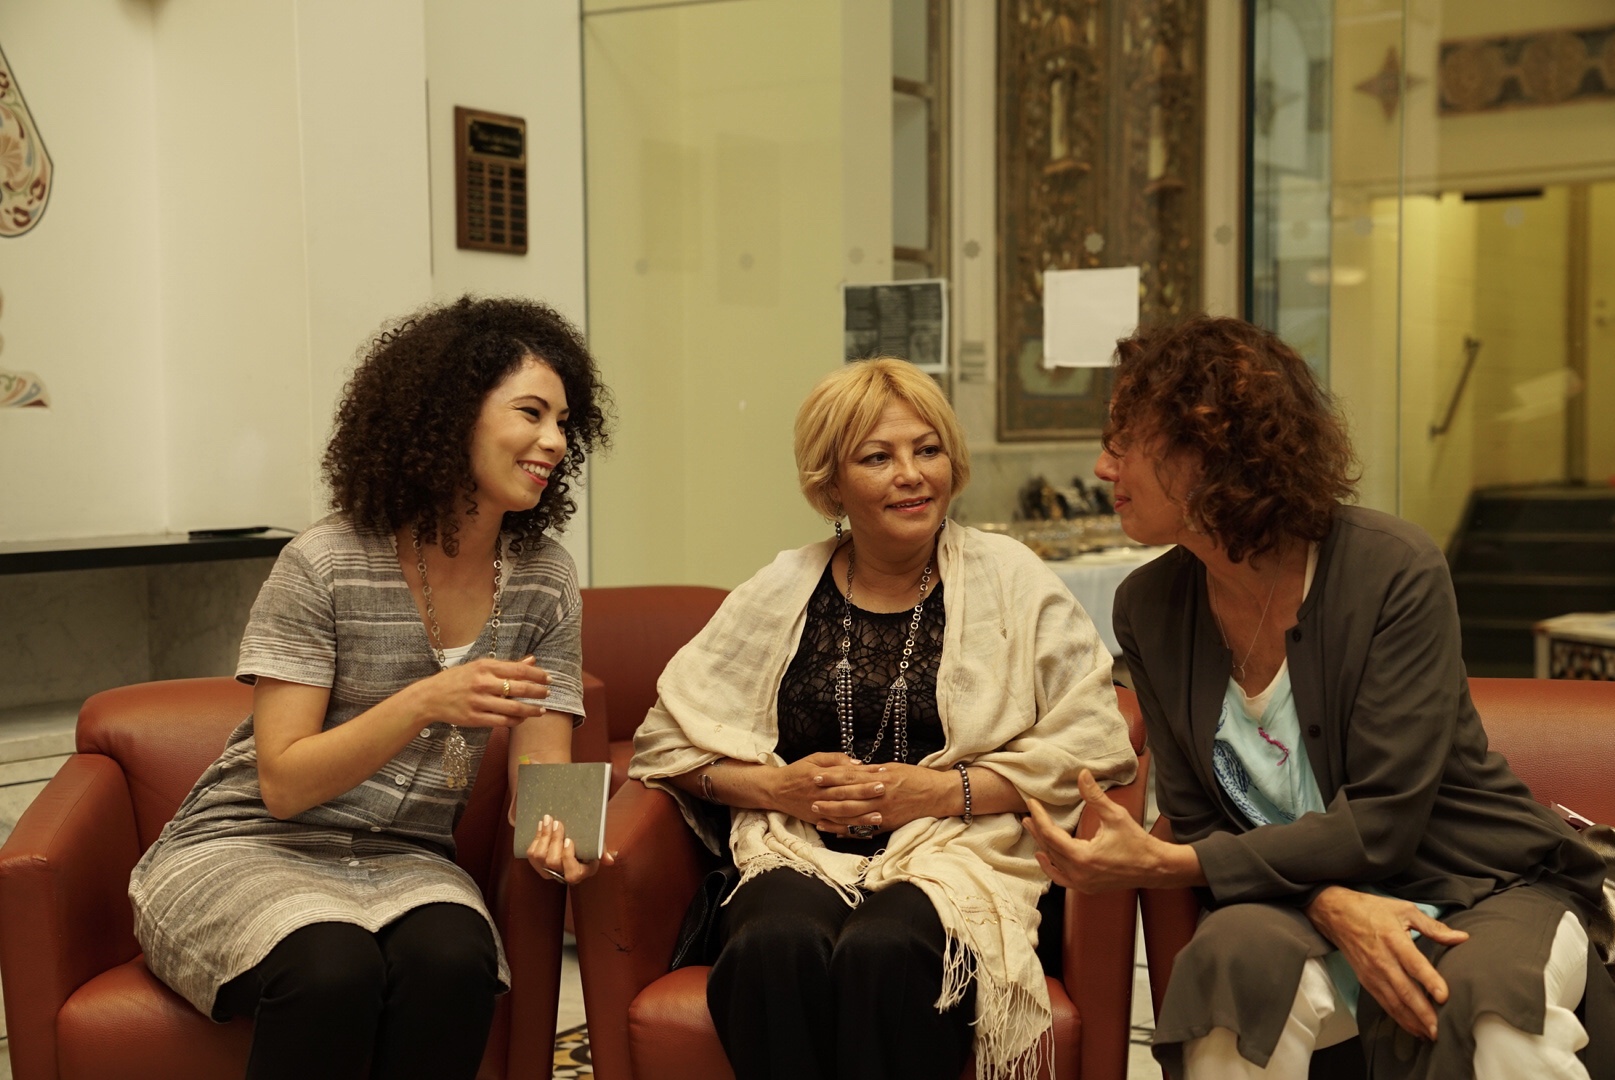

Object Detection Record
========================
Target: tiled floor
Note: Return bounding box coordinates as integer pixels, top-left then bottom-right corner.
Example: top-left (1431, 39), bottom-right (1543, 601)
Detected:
top-left (558, 940), bottom-right (586, 1033)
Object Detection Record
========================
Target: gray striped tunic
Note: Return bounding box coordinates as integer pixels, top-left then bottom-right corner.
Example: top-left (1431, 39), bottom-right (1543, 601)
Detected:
top-left (128, 514), bottom-right (585, 1018)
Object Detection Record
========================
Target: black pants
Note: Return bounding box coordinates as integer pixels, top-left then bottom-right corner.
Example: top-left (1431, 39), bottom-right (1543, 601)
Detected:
top-left (706, 868), bottom-right (976, 1080)
top-left (214, 902), bottom-right (500, 1080)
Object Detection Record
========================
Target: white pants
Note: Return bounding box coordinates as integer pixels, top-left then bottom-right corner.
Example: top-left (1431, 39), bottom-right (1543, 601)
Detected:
top-left (1182, 911), bottom-right (1591, 1079)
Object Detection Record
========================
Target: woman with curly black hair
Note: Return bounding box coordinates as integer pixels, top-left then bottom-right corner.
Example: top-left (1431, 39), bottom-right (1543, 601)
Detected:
top-left (129, 295), bottom-right (613, 1080)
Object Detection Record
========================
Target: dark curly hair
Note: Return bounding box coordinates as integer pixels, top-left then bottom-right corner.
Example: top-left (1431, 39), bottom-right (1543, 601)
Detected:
top-left (323, 295), bottom-right (611, 555)
top-left (1103, 315), bottom-right (1357, 564)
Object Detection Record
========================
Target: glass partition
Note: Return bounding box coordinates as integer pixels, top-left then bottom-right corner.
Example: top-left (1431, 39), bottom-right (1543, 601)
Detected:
top-left (1251, 0), bottom-right (1615, 673)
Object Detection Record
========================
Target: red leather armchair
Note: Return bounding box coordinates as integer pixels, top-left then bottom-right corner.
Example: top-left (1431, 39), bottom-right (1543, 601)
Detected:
top-left (571, 686), bottom-right (1150, 1080)
top-left (1137, 677), bottom-right (1615, 1077)
top-left (0, 677), bottom-right (566, 1080)
top-left (572, 586), bottom-right (729, 794)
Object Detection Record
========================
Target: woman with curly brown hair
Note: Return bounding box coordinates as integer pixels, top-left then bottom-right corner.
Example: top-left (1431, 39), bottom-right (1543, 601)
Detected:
top-left (129, 295), bottom-right (612, 1080)
top-left (1025, 315), bottom-right (1614, 1078)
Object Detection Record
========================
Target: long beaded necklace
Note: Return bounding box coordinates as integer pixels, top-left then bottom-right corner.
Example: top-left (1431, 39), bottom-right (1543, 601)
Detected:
top-left (412, 528), bottom-right (503, 790)
top-left (833, 543), bottom-right (933, 766)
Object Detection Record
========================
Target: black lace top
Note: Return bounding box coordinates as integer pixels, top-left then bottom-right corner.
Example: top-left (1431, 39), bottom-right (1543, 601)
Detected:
top-left (775, 560), bottom-right (947, 769)
top-left (774, 560), bottom-right (947, 854)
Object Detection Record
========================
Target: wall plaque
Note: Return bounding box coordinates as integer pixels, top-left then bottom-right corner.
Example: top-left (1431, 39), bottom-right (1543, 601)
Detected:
top-left (455, 106), bottom-right (528, 255)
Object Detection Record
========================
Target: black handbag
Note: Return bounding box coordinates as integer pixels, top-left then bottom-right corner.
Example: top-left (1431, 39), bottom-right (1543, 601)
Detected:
top-left (670, 863), bottom-right (741, 970)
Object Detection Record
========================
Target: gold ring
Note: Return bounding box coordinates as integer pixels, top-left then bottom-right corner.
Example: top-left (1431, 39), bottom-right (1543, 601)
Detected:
top-left (502, 679), bottom-right (511, 698)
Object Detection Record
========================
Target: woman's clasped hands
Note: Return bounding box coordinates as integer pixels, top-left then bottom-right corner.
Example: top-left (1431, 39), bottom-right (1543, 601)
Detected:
top-left (775, 752), bottom-right (943, 838)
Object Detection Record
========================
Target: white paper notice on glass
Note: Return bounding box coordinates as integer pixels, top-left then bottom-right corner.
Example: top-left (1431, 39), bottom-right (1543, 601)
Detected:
top-left (1041, 266), bottom-right (1140, 369)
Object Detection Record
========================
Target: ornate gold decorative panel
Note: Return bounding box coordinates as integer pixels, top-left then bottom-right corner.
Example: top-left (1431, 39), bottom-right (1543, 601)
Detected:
top-left (997, 0), bottom-right (1205, 440)
top-left (1439, 24), bottom-right (1615, 116)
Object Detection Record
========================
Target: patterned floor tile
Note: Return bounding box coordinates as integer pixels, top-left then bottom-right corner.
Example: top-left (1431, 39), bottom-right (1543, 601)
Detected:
top-left (552, 1023), bottom-right (592, 1079)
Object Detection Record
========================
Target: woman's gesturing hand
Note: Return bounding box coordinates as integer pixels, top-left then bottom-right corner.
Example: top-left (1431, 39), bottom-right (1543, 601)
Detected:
top-left (409, 656), bottom-right (551, 729)
top-left (1024, 769), bottom-right (1199, 893)
top-left (525, 815), bottom-right (616, 886)
top-left (1304, 886), bottom-right (1469, 1042)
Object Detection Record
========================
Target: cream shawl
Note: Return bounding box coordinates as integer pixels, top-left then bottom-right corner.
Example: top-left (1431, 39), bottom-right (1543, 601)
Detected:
top-left (630, 521), bottom-right (1138, 1080)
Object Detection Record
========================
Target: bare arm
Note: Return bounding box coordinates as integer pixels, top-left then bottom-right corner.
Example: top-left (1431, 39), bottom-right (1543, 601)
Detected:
top-left (806, 762), bottom-right (1027, 836)
top-left (506, 710), bottom-right (614, 884)
top-left (507, 709), bottom-right (575, 801)
top-left (255, 656), bottom-right (551, 820)
top-left (669, 753), bottom-right (882, 826)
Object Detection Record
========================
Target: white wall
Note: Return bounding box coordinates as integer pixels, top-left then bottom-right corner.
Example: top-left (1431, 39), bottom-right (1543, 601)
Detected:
top-left (295, 1), bottom-right (435, 486)
top-left (583, 0), bottom-right (847, 588)
top-left (0, 1), bottom-right (165, 541)
top-left (425, 0), bottom-right (592, 579)
top-left (151, 1), bottom-right (318, 533)
top-left (146, 0), bottom-right (438, 535)
top-left (0, 0), bottom-right (589, 575)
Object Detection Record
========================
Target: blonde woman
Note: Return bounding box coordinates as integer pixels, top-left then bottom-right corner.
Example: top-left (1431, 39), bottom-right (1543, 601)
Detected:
top-left (631, 358), bottom-right (1136, 1080)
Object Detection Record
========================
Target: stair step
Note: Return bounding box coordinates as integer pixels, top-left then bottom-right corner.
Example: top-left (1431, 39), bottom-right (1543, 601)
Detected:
top-left (1458, 615), bottom-right (1539, 630)
top-left (1457, 620), bottom-right (1536, 677)
top-left (1450, 537), bottom-right (1615, 575)
top-left (1465, 491), bottom-right (1615, 535)
top-left (1453, 577), bottom-right (1615, 621)
top-left (1452, 571), bottom-right (1615, 589)
top-left (0, 701), bottom-right (78, 767)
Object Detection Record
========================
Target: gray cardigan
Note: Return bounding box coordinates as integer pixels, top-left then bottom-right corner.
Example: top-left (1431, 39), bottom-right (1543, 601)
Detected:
top-left (1115, 505), bottom-right (1614, 1076)
top-left (1116, 505), bottom-right (1606, 910)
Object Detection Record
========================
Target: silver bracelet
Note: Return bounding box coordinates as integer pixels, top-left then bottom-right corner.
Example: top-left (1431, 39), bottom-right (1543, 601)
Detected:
top-left (699, 769), bottom-right (719, 803)
top-left (955, 762), bottom-right (972, 826)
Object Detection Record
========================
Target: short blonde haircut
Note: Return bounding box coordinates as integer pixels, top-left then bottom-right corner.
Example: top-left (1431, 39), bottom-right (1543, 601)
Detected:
top-left (794, 358), bottom-right (971, 520)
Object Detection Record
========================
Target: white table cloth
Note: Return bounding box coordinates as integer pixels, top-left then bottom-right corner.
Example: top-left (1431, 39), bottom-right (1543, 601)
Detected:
top-left (1045, 546), bottom-right (1172, 658)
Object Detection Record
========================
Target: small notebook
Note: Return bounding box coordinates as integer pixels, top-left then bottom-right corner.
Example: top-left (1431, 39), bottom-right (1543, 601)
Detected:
top-left (512, 762), bottom-right (612, 863)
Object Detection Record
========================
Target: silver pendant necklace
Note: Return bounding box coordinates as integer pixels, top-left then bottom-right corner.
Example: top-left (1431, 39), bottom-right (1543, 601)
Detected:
top-left (1208, 565), bottom-right (1280, 683)
top-left (412, 528), bottom-right (503, 790)
top-left (834, 543), bottom-right (933, 766)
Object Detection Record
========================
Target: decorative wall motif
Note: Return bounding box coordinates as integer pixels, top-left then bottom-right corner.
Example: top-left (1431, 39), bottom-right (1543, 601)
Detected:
top-left (0, 42), bottom-right (52, 237)
top-left (1439, 24), bottom-right (1615, 116)
top-left (0, 371), bottom-right (47, 407)
top-left (0, 289), bottom-right (49, 408)
top-left (1354, 47), bottom-right (1424, 121)
top-left (997, 0), bottom-right (1205, 440)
